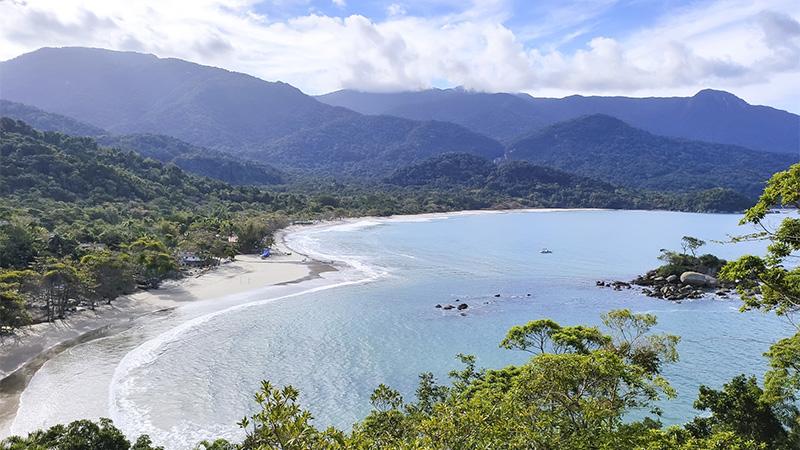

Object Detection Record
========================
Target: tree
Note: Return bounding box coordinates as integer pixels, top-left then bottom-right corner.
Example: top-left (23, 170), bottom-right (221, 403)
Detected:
top-left (235, 220), bottom-right (268, 254)
top-left (0, 219), bottom-right (45, 269)
top-left (680, 236), bottom-right (705, 257)
top-left (80, 251), bottom-right (136, 306)
top-left (236, 381), bottom-right (345, 450)
top-left (0, 418), bottom-right (162, 450)
top-left (687, 375), bottom-right (791, 449)
top-left (716, 163), bottom-right (800, 445)
top-left (499, 318), bottom-right (561, 353)
top-left (0, 288), bottom-right (30, 338)
top-left (345, 310), bottom-right (679, 449)
top-left (40, 259), bottom-right (84, 321)
top-left (127, 238), bottom-right (177, 288)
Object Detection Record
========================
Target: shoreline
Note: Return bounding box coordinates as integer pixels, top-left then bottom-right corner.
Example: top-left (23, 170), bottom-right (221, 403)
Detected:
top-left (0, 206), bottom-right (746, 438)
top-left (0, 238), bottom-right (336, 438)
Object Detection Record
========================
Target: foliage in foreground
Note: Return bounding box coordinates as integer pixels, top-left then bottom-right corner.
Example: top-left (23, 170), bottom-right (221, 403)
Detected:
top-left (4, 308), bottom-right (796, 449)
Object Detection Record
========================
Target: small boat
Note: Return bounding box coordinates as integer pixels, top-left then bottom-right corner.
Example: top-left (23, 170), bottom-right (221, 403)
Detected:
top-left (540, 248), bottom-right (553, 254)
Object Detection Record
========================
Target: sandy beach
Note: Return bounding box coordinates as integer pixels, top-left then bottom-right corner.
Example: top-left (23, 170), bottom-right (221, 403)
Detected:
top-left (0, 242), bottom-right (334, 437)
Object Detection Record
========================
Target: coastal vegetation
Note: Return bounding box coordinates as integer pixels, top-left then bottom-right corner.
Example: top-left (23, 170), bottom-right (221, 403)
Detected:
top-left (3, 164), bottom-right (800, 448)
top-left (0, 116), bottom-right (763, 335)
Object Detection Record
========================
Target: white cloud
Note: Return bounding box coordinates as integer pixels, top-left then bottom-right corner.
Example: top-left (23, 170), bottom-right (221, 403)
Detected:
top-left (0, 0), bottom-right (798, 112)
top-left (386, 3), bottom-right (405, 17)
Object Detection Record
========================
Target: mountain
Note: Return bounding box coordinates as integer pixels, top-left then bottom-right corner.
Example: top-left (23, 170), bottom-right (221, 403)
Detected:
top-left (0, 117), bottom-right (250, 205)
top-left (385, 152), bottom-right (495, 187)
top-left (507, 114), bottom-right (795, 197)
top-left (319, 88), bottom-right (546, 143)
top-left (318, 89), bottom-right (800, 154)
top-left (0, 100), bottom-right (285, 185)
top-left (96, 134), bottom-right (286, 185)
top-left (386, 152), bottom-right (615, 194)
top-left (0, 47), bottom-right (505, 173)
top-left (253, 115), bottom-right (504, 175)
top-left (383, 152), bottom-right (753, 212)
top-left (0, 47), bottom-right (356, 153)
top-left (0, 99), bottom-right (105, 137)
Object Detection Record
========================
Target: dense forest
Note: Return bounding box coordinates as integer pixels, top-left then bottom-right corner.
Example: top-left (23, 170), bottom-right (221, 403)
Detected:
top-left (96, 134), bottom-right (287, 186)
top-left (0, 117), bottom-right (759, 336)
top-left (507, 114), bottom-right (795, 198)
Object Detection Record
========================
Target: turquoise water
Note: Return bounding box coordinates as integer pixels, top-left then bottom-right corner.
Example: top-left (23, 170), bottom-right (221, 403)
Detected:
top-left (9, 210), bottom-right (795, 448)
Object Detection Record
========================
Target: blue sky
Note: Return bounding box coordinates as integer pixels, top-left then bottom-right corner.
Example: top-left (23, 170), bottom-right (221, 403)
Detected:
top-left (1, 0), bottom-right (799, 112)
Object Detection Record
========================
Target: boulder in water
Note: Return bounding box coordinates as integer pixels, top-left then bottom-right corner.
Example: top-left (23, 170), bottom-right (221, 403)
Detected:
top-left (680, 271), bottom-right (718, 287)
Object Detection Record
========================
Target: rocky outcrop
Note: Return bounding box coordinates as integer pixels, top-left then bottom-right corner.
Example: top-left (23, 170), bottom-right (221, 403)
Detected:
top-left (680, 271), bottom-right (718, 287)
top-left (615, 269), bottom-right (729, 301)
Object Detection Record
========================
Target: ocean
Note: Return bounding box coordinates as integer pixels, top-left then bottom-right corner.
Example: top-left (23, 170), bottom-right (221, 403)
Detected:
top-left (7, 209), bottom-right (794, 448)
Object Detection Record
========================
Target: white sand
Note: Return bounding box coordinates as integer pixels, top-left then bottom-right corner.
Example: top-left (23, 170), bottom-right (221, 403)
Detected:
top-left (0, 247), bottom-right (331, 437)
top-left (0, 253), bottom-right (312, 379)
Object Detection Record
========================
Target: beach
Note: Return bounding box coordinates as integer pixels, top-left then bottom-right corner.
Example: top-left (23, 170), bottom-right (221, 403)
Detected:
top-left (0, 243), bottom-right (334, 438)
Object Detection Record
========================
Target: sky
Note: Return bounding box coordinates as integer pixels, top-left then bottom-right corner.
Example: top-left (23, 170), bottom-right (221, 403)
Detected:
top-left (0, 0), bottom-right (798, 112)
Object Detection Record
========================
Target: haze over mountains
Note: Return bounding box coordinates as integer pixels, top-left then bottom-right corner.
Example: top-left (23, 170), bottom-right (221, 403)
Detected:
top-left (508, 115), bottom-right (795, 198)
top-left (0, 100), bottom-right (286, 185)
top-left (1, 46), bottom-right (796, 202)
top-left (0, 47), bottom-right (502, 174)
top-left (319, 88), bottom-right (800, 154)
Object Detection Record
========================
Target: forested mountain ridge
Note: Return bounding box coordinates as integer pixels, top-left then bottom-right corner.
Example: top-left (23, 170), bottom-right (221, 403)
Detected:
top-left (0, 100), bottom-right (286, 186)
top-left (97, 134), bottom-right (287, 185)
top-left (0, 47), bottom-right (357, 152)
top-left (252, 115), bottom-right (505, 175)
top-left (318, 88), bottom-right (800, 153)
top-left (2, 47), bottom-right (793, 199)
top-left (383, 152), bottom-right (754, 212)
top-left (0, 99), bottom-right (105, 137)
top-left (319, 88), bottom-right (546, 142)
top-left (507, 114), bottom-right (796, 198)
top-left (0, 47), bottom-right (506, 167)
top-left (0, 117), bottom-right (254, 205)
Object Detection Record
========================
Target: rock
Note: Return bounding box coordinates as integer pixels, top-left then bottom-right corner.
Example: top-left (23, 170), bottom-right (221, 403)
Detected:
top-left (654, 276), bottom-right (665, 282)
top-left (455, 299), bottom-right (460, 302)
top-left (680, 271), bottom-right (718, 287)
top-left (666, 274), bottom-right (679, 283)
top-left (526, 293), bottom-right (531, 297)
top-left (460, 312), bottom-right (467, 316)
top-left (494, 294), bottom-right (501, 297)
top-left (435, 304), bottom-right (442, 308)
top-left (596, 280), bottom-right (606, 287)
top-left (443, 305), bottom-right (454, 310)
top-left (457, 303), bottom-right (468, 310)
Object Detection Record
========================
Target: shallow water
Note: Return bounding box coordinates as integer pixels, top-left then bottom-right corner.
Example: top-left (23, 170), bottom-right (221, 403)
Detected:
top-left (7, 210), bottom-right (795, 448)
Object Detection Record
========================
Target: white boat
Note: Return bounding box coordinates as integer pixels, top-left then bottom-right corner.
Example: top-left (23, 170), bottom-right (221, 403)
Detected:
top-left (540, 248), bottom-right (552, 254)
